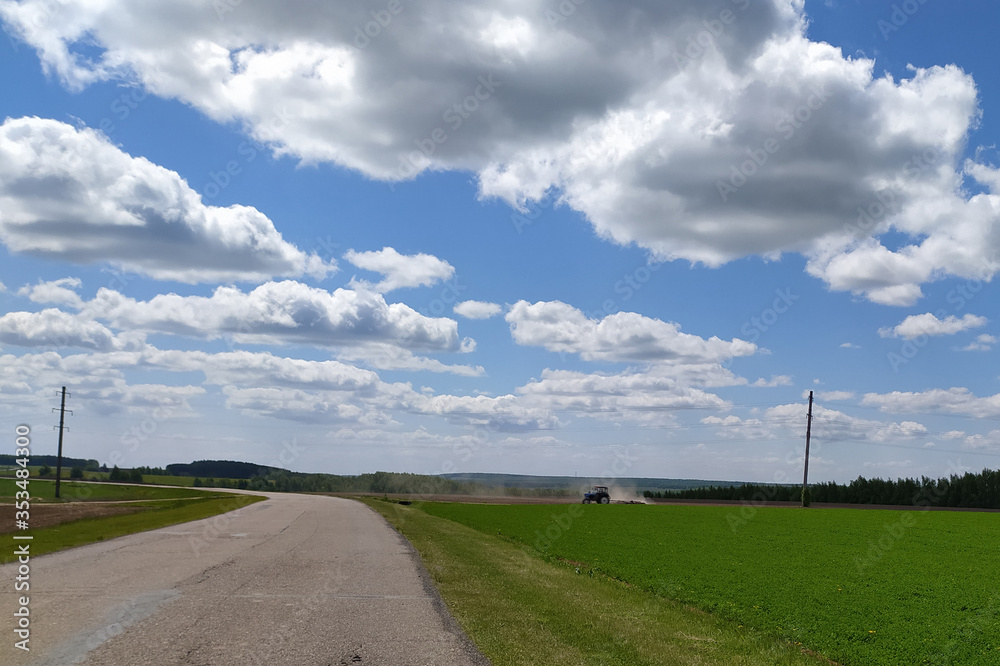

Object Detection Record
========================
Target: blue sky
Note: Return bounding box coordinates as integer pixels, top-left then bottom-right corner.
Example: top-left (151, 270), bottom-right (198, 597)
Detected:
top-left (2, 0), bottom-right (1000, 484)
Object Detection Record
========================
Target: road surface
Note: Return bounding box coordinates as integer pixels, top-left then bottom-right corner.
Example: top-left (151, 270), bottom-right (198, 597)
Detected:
top-left (1, 492), bottom-right (489, 665)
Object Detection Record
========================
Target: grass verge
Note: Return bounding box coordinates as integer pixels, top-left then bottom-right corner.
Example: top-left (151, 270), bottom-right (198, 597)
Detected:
top-left (363, 498), bottom-right (830, 666)
top-left (1, 492), bottom-right (266, 563)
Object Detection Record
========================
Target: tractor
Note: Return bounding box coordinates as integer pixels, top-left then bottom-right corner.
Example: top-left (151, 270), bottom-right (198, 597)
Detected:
top-left (582, 485), bottom-right (610, 504)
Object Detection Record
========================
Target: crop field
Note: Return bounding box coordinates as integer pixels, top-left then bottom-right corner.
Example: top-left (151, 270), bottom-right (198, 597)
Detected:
top-left (421, 502), bottom-right (1000, 665)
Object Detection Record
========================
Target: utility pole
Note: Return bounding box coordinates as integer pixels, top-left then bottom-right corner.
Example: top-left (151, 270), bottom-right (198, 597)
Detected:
top-left (801, 390), bottom-right (813, 507)
top-left (53, 386), bottom-right (70, 499)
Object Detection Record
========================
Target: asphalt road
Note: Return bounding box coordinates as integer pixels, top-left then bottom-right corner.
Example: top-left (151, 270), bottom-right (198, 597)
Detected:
top-left (1, 493), bottom-right (489, 665)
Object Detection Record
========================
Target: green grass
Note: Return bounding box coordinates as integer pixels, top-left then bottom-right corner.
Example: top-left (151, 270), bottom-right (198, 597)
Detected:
top-left (135, 474), bottom-right (197, 486)
top-left (364, 498), bottom-right (829, 666)
top-left (417, 502), bottom-right (1000, 665)
top-left (0, 478), bottom-right (218, 501)
top-left (4, 468), bottom-right (107, 480)
top-left (1, 491), bottom-right (266, 563)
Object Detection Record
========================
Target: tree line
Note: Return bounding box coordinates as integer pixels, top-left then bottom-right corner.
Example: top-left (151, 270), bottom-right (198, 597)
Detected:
top-left (644, 469), bottom-right (1000, 509)
top-left (193, 469), bottom-right (571, 498)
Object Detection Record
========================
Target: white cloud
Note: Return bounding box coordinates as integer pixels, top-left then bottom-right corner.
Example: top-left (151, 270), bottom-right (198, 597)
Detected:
top-left (0, 308), bottom-right (144, 351)
top-left (752, 375), bottom-right (793, 388)
top-left (697, 403), bottom-right (928, 445)
top-left (506, 300), bottom-right (756, 364)
top-left (0, 281), bottom-right (6, 293)
top-left (79, 281), bottom-right (463, 353)
top-left (700, 414), bottom-right (775, 440)
top-left (454, 300), bottom-right (502, 319)
top-left (0, 349), bottom-right (203, 416)
top-left (18, 277), bottom-right (84, 308)
top-left (143, 348), bottom-right (382, 393)
top-left (13, 280), bottom-right (481, 374)
top-left (840, 342), bottom-right (860, 349)
top-left (962, 430), bottom-right (1000, 452)
top-left (516, 366), bottom-right (731, 424)
top-left (878, 313), bottom-right (987, 339)
top-left (767, 403), bottom-right (928, 443)
top-left (414, 392), bottom-right (558, 432)
top-left (344, 247), bottom-right (454, 292)
top-left (863, 388), bottom-right (1000, 419)
top-left (816, 390), bottom-right (855, 402)
top-left (336, 343), bottom-right (484, 376)
top-left (82, 383), bottom-right (205, 417)
top-left (222, 386), bottom-right (390, 425)
top-left (0, 117), bottom-right (333, 283)
top-left (961, 333), bottom-right (996, 352)
top-left (3, 1), bottom-right (997, 302)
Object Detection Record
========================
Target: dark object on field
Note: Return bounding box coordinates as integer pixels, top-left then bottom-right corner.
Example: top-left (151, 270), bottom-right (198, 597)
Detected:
top-left (398, 500), bottom-right (411, 505)
top-left (583, 485), bottom-right (611, 504)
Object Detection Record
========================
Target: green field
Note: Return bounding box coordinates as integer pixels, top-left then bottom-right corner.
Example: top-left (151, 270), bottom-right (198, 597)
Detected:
top-left (366, 498), bottom-right (827, 665)
top-left (416, 502), bottom-right (1000, 665)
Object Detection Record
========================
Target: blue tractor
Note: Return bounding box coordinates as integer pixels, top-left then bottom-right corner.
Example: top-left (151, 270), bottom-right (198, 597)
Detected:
top-left (582, 485), bottom-right (610, 504)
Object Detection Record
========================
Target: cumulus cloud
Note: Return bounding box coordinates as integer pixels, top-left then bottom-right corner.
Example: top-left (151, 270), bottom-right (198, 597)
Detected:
top-left (961, 333), bottom-right (996, 352)
top-left (767, 403), bottom-right (928, 443)
top-left (816, 390), bottom-right (855, 402)
top-left (863, 388), bottom-right (1000, 419)
top-left (18, 277), bottom-right (84, 308)
top-left (7, 279), bottom-right (481, 373)
top-left (0, 349), bottom-right (203, 416)
top-left (414, 392), bottom-right (558, 432)
top-left (77, 281), bottom-right (463, 352)
top-left (454, 300), bottom-right (502, 319)
top-left (696, 401), bottom-right (934, 446)
top-left (143, 349), bottom-right (383, 393)
top-left (506, 300), bottom-right (756, 364)
top-left (222, 386), bottom-right (391, 425)
top-left (700, 414), bottom-right (775, 440)
top-left (344, 247), bottom-right (454, 292)
top-left (3, 1), bottom-right (998, 302)
top-left (336, 343), bottom-right (484, 376)
top-left (0, 308), bottom-right (144, 351)
top-left (962, 430), bottom-right (1000, 452)
top-left (878, 313), bottom-right (987, 339)
top-left (516, 366), bottom-right (732, 425)
top-left (753, 375), bottom-right (793, 387)
top-left (0, 117), bottom-right (333, 283)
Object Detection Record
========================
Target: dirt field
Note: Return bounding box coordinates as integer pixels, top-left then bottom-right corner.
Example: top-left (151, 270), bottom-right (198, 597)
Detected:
top-left (0, 502), bottom-right (146, 533)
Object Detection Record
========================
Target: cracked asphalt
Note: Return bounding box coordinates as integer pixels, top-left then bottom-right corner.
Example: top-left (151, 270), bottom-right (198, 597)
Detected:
top-left (1, 493), bottom-right (489, 665)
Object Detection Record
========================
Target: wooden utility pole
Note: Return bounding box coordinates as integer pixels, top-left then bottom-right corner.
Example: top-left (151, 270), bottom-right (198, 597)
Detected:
top-left (54, 386), bottom-right (69, 499)
top-left (801, 390), bottom-right (813, 507)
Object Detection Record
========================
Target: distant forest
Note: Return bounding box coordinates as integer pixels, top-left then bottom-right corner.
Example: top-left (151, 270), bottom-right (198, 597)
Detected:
top-left (0, 454), bottom-right (99, 470)
top-left (193, 468), bottom-right (572, 497)
top-left (6, 454), bottom-right (998, 508)
top-left (645, 469), bottom-right (1000, 510)
top-left (167, 460), bottom-right (278, 479)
